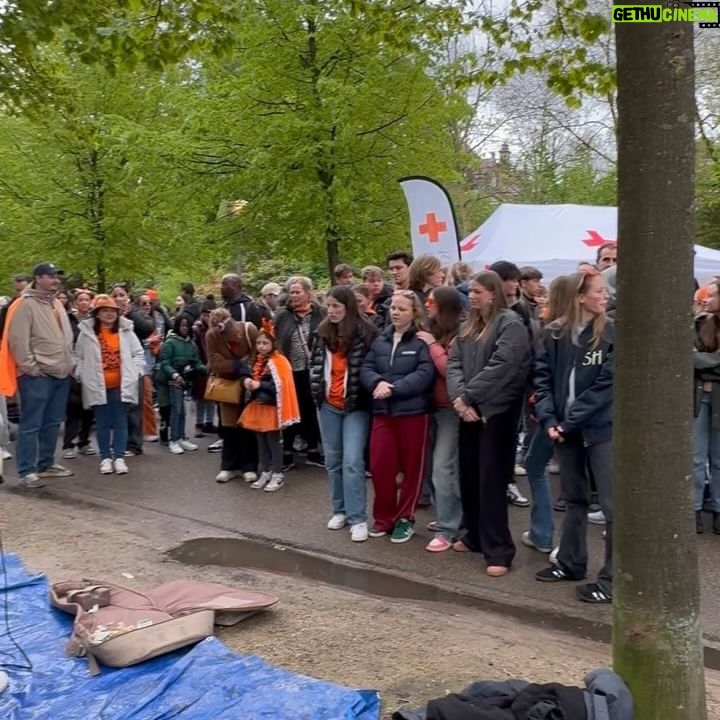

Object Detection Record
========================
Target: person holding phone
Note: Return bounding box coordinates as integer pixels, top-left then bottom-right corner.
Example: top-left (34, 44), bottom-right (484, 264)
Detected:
top-left (533, 269), bottom-right (615, 604)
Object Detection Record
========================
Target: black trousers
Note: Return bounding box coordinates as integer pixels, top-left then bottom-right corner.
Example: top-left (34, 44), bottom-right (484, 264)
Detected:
top-left (257, 431), bottom-right (283, 473)
top-left (282, 370), bottom-right (321, 452)
top-left (556, 435), bottom-right (613, 592)
top-left (63, 404), bottom-right (93, 449)
top-left (458, 405), bottom-right (519, 567)
top-left (219, 425), bottom-right (258, 473)
top-left (127, 380), bottom-right (144, 453)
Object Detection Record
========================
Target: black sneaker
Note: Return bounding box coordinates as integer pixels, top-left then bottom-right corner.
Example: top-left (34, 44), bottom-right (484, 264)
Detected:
top-left (207, 439), bottom-right (223, 453)
top-left (713, 512), bottom-right (720, 535)
top-left (203, 423), bottom-right (218, 434)
top-left (305, 451), bottom-right (325, 468)
top-left (553, 497), bottom-right (567, 512)
top-left (282, 454), bottom-right (296, 472)
top-left (696, 510), bottom-right (705, 535)
top-left (576, 582), bottom-right (612, 604)
top-left (536, 565), bottom-right (574, 582)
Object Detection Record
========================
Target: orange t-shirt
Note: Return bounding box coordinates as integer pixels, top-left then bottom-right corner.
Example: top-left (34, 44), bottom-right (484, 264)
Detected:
top-left (327, 350), bottom-right (348, 410)
top-left (98, 328), bottom-right (121, 389)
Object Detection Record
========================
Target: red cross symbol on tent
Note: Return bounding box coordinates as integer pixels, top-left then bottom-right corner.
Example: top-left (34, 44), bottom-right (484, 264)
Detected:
top-left (418, 212), bottom-right (447, 244)
top-left (582, 230), bottom-right (615, 248)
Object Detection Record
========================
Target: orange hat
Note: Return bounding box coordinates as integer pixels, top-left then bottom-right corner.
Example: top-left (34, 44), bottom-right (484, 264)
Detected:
top-left (92, 294), bottom-right (118, 312)
top-left (146, 289), bottom-right (159, 301)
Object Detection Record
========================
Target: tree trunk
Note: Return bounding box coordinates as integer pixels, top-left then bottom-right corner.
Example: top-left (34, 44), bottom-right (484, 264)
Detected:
top-left (326, 230), bottom-right (340, 279)
top-left (613, 11), bottom-right (706, 719)
top-left (96, 263), bottom-right (107, 293)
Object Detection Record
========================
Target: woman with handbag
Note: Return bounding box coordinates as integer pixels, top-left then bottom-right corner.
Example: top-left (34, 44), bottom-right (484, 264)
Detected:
top-left (274, 276), bottom-right (326, 470)
top-left (205, 307), bottom-right (259, 484)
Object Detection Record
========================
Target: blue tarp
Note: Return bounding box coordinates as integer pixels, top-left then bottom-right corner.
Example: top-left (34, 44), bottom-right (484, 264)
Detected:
top-left (0, 553), bottom-right (380, 719)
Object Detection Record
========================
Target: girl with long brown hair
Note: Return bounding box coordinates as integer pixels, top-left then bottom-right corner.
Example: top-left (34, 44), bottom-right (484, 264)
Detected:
top-left (447, 272), bottom-right (531, 576)
top-left (534, 270), bottom-right (615, 604)
top-left (416, 286), bottom-right (465, 552)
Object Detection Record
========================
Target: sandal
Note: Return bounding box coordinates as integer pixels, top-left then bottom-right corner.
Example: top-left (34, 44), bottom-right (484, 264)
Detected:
top-left (486, 565), bottom-right (509, 577)
top-left (452, 540), bottom-right (470, 553)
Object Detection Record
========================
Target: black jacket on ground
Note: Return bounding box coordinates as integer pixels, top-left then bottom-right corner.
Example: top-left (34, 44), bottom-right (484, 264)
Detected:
top-left (274, 304), bottom-right (326, 361)
top-left (309, 327), bottom-right (376, 413)
top-left (360, 325), bottom-right (435, 416)
top-left (446, 309), bottom-right (531, 421)
top-left (394, 668), bottom-right (633, 720)
top-left (534, 319), bottom-right (614, 446)
top-left (225, 293), bottom-right (272, 328)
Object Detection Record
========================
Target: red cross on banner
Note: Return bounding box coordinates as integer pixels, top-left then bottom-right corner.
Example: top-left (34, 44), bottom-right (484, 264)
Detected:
top-left (418, 212), bottom-right (447, 244)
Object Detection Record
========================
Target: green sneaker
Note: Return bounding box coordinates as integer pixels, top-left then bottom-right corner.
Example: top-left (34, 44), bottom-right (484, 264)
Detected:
top-left (390, 519), bottom-right (415, 544)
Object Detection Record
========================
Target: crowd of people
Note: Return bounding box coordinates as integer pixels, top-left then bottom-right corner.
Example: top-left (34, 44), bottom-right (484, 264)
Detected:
top-left (0, 239), bottom-right (642, 606)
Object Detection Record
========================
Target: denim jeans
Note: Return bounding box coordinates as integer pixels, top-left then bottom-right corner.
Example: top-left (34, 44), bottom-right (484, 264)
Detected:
top-left (195, 399), bottom-right (215, 426)
top-left (16, 375), bottom-right (71, 476)
top-left (169, 385), bottom-right (187, 442)
top-left (317, 403), bottom-right (370, 525)
top-left (93, 388), bottom-right (129, 460)
top-left (431, 407), bottom-right (462, 539)
top-left (693, 392), bottom-right (720, 511)
top-left (524, 427), bottom-right (555, 549)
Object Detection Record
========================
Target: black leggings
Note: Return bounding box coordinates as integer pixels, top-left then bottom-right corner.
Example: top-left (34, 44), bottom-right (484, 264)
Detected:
top-left (283, 370), bottom-right (320, 451)
top-left (257, 431), bottom-right (283, 473)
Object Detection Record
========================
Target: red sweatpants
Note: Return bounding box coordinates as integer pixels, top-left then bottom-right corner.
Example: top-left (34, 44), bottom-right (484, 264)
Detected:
top-left (370, 414), bottom-right (430, 531)
top-left (143, 375), bottom-right (157, 436)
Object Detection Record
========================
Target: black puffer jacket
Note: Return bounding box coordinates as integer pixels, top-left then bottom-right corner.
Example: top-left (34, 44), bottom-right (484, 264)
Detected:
top-left (360, 326), bottom-right (435, 416)
top-left (534, 319), bottom-right (614, 446)
top-left (309, 328), bottom-right (376, 413)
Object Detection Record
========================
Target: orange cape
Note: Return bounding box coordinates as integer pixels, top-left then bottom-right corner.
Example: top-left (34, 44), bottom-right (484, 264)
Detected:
top-left (0, 299), bottom-right (21, 397)
top-left (267, 352), bottom-right (300, 429)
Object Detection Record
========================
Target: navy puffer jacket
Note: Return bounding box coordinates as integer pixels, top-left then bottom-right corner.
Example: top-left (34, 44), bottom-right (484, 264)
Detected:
top-left (360, 326), bottom-right (435, 416)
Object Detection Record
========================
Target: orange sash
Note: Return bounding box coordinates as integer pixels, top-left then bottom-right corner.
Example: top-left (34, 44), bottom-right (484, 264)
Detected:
top-left (0, 299), bottom-right (21, 397)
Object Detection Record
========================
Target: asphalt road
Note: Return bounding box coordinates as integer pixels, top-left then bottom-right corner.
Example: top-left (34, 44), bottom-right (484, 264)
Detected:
top-left (5, 429), bottom-right (720, 652)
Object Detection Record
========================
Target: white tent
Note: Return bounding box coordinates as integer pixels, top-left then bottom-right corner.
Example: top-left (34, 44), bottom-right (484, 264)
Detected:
top-left (460, 203), bottom-right (720, 281)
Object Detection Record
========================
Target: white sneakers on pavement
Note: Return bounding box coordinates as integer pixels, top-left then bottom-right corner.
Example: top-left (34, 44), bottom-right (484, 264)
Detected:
top-left (327, 513), bottom-right (347, 530)
top-left (19, 473), bottom-right (46, 489)
top-left (179, 440), bottom-right (198, 451)
top-left (113, 458), bottom-right (129, 475)
top-left (62, 448), bottom-right (78, 459)
top-left (250, 471), bottom-right (272, 489)
top-left (38, 464), bottom-right (73, 478)
top-left (243, 472), bottom-right (258, 483)
top-left (216, 470), bottom-right (239, 483)
top-left (264, 473), bottom-right (284, 492)
top-left (350, 522), bottom-right (369, 542)
top-left (100, 459), bottom-right (114, 475)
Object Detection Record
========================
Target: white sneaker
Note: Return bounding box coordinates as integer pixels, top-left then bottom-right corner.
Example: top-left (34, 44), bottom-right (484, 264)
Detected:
top-left (250, 471), bottom-right (272, 489)
top-left (549, 546), bottom-right (560, 565)
top-left (588, 509), bottom-right (606, 525)
top-left (350, 522), bottom-right (369, 542)
top-left (179, 440), bottom-right (198, 451)
top-left (507, 482), bottom-right (530, 507)
top-left (216, 470), bottom-right (238, 483)
top-left (264, 473), bottom-right (284, 492)
top-left (2, 448), bottom-right (12, 460)
top-left (144, 434), bottom-right (160, 443)
top-left (99, 459), bottom-right (114, 475)
top-left (79, 445), bottom-right (97, 456)
top-left (19, 472), bottom-right (46, 488)
top-left (243, 472), bottom-right (258, 484)
top-left (169, 441), bottom-right (185, 455)
top-left (327, 513), bottom-right (347, 530)
top-left (514, 464), bottom-right (527, 477)
top-left (113, 458), bottom-right (129, 475)
top-left (62, 448), bottom-right (78, 459)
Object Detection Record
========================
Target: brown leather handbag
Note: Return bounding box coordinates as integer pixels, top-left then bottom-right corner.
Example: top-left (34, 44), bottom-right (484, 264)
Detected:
top-left (204, 376), bottom-right (243, 404)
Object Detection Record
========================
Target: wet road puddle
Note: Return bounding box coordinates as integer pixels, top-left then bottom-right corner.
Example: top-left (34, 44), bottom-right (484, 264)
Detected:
top-left (165, 536), bottom-right (720, 670)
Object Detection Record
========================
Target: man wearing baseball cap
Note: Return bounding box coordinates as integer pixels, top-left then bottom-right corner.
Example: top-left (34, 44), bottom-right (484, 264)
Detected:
top-left (5, 262), bottom-right (74, 487)
top-left (259, 282), bottom-right (282, 318)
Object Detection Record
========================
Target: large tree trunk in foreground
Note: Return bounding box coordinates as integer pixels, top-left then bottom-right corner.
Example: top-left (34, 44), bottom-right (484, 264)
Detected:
top-left (613, 12), bottom-right (706, 719)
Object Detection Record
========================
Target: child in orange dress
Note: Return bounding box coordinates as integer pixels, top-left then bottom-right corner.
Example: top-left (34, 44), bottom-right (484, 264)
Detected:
top-left (239, 321), bottom-right (300, 492)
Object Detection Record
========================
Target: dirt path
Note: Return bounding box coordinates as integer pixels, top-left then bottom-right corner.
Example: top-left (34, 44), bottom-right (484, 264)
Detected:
top-left (2, 490), bottom-right (719, 719)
